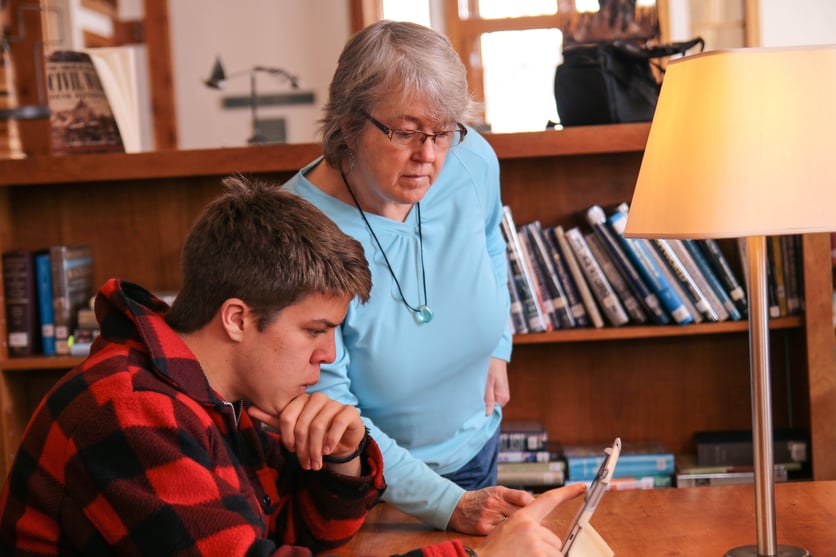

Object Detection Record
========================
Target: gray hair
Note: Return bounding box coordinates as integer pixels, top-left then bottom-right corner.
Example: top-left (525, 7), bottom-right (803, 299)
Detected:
top-left (318, 20), bottom-right (475, 169)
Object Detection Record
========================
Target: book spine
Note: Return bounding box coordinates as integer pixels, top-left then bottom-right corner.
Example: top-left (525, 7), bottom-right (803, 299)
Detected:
top-left (34, 252), bottom-right (57, 356)
top-left (768, 236), bottom-right (788, 317)
top-left (50, 245), bottom-right (94, 355)
top-left (645, 239), bottom-right (704, 324)
top-left (497, 461), bottom-right (565, 473)
top-left (652, 239), bottom-right (719, 322)
top-left (585, 205), bottom-right (669, 325)
top-left (524, 222), bottom-right (576, 328)
top-left (584, 231), bottom-right (647, 324)
top-left (681, 240), bottom-right (742, 321)
top-left (517, 224), bottom-right (557, 330)
top-left (669, 239), bottom-right (731, 321)
top-left (2, 250), bottom-right (38, 357)
top-left (700, 239), bottom-right (748, 317)
top-left (498, 450), bottom-right (557, 463)
top-left (542, 227), bottom-right (591, 327)
top-left (565, 227), bottom-right (629, 327)
top-left (781, 235), bottom-right (802, 315)
top-left (500, 207), bottom-right (546, 333)
top-left (505, 266), bottom-right (529, 334)
top-left (567, 453), bottom-right (675, 482)
top-left (553, 226), bottom-right (605, 328)
top-left (497, 469), bottom-right (565, 487)
top-left (607, 209), bottom-right (694, 325)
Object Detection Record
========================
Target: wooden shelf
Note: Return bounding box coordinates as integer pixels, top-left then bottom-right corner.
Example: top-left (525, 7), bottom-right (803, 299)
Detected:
top-left (1, 124), bottom-right (833, 483)
top-left (0, 356), bottom-right (85, 372)
top-left (512, 316), bottom-right (802, 344)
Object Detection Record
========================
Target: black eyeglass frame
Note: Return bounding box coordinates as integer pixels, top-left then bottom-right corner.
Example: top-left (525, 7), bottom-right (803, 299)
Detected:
top-left (362, 111), bottom-right (467, 148)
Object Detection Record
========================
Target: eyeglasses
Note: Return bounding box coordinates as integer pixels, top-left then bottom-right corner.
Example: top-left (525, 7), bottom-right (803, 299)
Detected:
top-left (363, 112), bottom-right (467, 150)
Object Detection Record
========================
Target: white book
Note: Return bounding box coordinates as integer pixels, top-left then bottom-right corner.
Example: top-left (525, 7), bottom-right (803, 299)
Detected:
top-left (554, 226), bottom-right (605, 329)
top-left (669, 239), bottom-right (731, 321)
top-left (84, 45), bottom-right (154, 152)
top-left (565, 227), bottom-right (629, 327)
top-left (652, 239), bottom-right (719, 322)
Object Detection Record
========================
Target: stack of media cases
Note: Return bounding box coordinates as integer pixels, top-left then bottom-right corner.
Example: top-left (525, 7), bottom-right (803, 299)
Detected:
top-left (563, 440), bottom-right (675, 491)
top-left (496, 421), bottom-right (566, 491)
top-left (501, 203), bottom-right (804, 334)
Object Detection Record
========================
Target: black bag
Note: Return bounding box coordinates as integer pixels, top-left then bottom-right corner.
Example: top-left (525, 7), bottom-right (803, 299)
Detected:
top-left (554, 37), bottom-right (704, 126)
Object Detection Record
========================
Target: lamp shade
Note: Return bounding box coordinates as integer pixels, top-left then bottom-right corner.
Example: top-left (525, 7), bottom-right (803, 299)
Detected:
top-left (625, 45), bottom-right (836, 239)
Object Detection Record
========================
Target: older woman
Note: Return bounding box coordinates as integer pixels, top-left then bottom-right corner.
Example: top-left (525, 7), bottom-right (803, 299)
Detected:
top-left (283, 20), bottom-right (533, 534)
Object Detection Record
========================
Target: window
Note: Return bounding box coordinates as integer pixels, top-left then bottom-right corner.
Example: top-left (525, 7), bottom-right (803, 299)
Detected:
top-left (375, 0), bottom-right (660, 133)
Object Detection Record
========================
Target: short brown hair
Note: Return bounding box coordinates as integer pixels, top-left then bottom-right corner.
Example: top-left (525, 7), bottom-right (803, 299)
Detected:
top-left (165, 175), bottom-right (371, 332)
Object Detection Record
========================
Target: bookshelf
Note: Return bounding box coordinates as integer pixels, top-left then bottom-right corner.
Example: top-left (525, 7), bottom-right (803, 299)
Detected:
top-left (1, 124), bottom-right (834, 483)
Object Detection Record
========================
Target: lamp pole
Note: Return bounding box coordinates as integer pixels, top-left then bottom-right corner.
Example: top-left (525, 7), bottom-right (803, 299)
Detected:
top-left (247, 71), bottom-right (265, 144)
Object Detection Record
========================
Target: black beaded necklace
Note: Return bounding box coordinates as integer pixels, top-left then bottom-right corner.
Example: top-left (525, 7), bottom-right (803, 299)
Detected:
top-left (341, 171), bottom-right (433, 324)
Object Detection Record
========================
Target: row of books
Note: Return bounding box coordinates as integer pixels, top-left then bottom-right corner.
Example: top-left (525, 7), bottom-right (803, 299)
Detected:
top-left (496, 422), bottom-right (810, 491)
top-left (2, 244), bottom-right (95, 357)
top-left (501, 203), bottom-right (804, 334)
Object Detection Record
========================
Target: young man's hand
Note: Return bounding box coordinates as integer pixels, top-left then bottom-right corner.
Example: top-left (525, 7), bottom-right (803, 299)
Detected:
top-left (249, 392), bottom-right (366, 474)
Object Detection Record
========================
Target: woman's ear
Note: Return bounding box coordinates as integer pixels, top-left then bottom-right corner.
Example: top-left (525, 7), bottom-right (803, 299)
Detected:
top-left (219, 298), bottom-right (249, 342)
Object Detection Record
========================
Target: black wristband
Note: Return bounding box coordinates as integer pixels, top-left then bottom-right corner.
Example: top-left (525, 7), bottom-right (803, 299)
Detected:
top-left (463, 545), bottom-right (479, 557)
top-left (322, 428), bottom-right (369, 464)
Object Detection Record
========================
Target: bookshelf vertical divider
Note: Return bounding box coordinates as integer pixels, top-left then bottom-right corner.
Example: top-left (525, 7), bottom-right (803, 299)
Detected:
top-left (0, 124), bottom-right (834, 482)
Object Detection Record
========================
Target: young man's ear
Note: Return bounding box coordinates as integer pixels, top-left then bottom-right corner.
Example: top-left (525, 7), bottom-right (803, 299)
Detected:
top-left (219, 298), bottom-right (249, 342)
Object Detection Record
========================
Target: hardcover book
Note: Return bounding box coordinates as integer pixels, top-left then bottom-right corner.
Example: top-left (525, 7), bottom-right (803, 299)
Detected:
top-left (564, 440), bottom-right (675, 482)
top-left (517, 227), bottom-right (559, 330)
top-left (651, 238), bottom-right (719, 322)
top-left (607, 206), bottom-right (693, 325)
top-left (34, 251), bottom-right (57, 356)
top-left (697, 239), bottom-right (748, 317)
top-left (542, 227), bottom-right (591, 327)
top-left (553, 226), bottom-right (605, 328)
top-left (49, 244), bottom-right (94, 355)
top-left (585, 205), bottom-right (669, 325)
top-left (565, 226), bottom-right (629, 327)
top-left (2, 250), bottom-right (39, 357)
top-left (46, 50), bottom-right (125, 155)
top-left (584, 231), bottom-right (647, 324)
top-left (524, 222), bottom-right (576, 328)
top-left (500, 206), bottom-right (547, 333)
top-left (682, 239), bottom-right (742, 321)
top-left (695, 429), bottom-right (809, 468)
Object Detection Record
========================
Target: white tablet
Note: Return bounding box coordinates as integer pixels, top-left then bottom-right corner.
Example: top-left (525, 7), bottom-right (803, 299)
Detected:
top-left (561, 437), bottom-right (621, 555)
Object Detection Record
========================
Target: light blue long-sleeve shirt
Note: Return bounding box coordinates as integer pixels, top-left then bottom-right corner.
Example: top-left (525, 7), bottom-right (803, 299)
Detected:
top-left (283, 129), bottom-right (512, 530)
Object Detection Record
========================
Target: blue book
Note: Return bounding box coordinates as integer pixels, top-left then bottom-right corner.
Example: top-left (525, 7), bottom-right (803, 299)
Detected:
top-left (585, 205), bottom-right (669, 325)
top-left (683, 239), bottom-right (742, 321)
top-left (565, 441), bottom-right (676, 482)
top-left (607, 207), bottom-right (694, 325)
top-left (34, 251), bottom-right (56, 355)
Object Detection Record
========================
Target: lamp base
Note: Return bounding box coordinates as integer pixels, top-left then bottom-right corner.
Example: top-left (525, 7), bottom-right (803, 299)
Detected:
top-left (724, 544), bottom-right (811, 557)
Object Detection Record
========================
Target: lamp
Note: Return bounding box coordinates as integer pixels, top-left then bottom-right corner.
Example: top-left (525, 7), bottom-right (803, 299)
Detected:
top-left (203, 55), bottom-right (300, 144)
top-left (625, 45), bottom-right (836, 557)
top-left (1, 3), bottom-right (64, 123)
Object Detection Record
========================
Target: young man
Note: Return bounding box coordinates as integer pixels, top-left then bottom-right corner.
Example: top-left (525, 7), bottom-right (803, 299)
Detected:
top-left (0, 176), bottom-right (584, 556)
top-left (0, 176), bottom-right (382, 555)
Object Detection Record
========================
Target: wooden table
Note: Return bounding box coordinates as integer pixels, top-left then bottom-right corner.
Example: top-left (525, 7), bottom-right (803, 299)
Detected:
top-left (321, 481), bottom-right (836, 556)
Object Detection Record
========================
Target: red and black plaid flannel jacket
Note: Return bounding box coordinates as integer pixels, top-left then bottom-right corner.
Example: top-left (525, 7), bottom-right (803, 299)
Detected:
top-left (0, 279), bottom-right (390, 556)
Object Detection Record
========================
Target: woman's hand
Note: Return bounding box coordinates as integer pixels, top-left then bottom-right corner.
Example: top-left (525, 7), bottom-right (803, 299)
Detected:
top-left (448, 485), bottom-right (536, 535)
top-left (484, 358), bottom-right (510, 416)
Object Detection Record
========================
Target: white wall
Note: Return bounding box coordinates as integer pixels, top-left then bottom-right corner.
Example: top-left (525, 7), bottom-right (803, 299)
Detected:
top-left (759, 0), bottom-right (836, 46)
top-left (169, 0), bottom-right (350, 149)
top-left (167, 1), bottom-right (836, 149)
